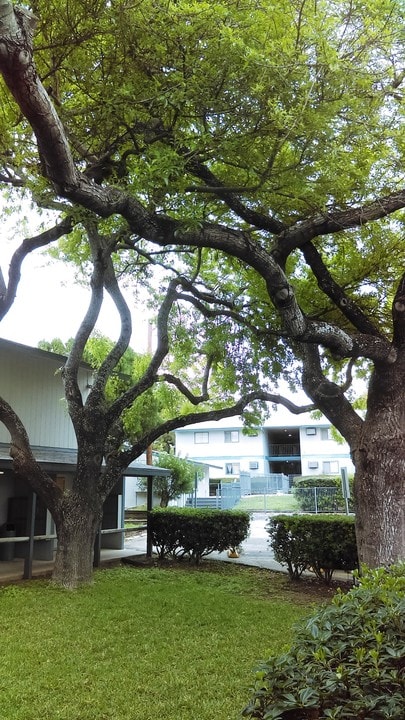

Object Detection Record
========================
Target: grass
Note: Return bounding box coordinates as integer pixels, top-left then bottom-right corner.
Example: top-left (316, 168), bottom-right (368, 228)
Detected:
top-left (0, 563), bottom-right (328, 720)
top-left (235, 493), bottom-right (300, 512)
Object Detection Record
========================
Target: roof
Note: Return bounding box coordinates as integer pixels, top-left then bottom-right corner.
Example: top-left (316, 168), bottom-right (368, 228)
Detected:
top-left (174, 410), bottom-right (330, 432)
top-left (0, 443), bottom-right (170, 477)
top-left (0, 337), bottom-right (92, 369)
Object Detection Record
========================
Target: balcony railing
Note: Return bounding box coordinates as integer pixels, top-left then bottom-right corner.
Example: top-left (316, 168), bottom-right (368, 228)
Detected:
top-left (268, 443), bottom-right (300, 457)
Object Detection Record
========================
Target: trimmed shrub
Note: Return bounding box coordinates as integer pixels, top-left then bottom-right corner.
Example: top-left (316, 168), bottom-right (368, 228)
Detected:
top-left (291, 475), bottom-right (341, 488)
top-left (242, 564), bottom-right (405, 720)
top-left (267, 514), bottom-right (358, 583)
top-left (293, 475), bottom-right (354, 513)
top-left (149, 507), bottom-right (250, 563)
top-left (148, 507), bottom-right (185, 560)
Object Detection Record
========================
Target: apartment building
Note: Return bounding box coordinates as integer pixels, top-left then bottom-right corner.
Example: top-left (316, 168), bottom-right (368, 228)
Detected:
top-left (175, 406), bottom-right (355, 487)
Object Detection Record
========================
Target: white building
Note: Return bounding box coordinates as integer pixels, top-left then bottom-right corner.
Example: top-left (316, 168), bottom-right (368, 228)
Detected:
top-left (175, 406), bottom-right (355, 494)
top-left (0, 338), bottom-right (169, 575)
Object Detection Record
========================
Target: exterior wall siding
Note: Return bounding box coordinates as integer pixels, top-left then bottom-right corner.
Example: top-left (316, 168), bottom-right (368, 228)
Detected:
top-left (0, 340), bottom-right (92, 449)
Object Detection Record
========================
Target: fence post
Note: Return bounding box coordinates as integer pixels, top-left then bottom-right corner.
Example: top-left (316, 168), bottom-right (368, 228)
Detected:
top-left (314, 486), bottom-right (318, 514)
top-left (341, 467), bottom-right (350, 515)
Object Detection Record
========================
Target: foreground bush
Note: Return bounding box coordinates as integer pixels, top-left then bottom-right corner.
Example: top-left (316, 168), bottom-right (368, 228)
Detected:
top-left (150, 507), bottom-right (250, 563)
top-left (243, 564), bottom-right (405, 720)
top-left (267, 514), bottom-right (358, 583)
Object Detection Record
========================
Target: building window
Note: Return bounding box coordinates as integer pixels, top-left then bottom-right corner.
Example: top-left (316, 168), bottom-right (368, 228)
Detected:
top-left (306, 427), bottom-right (317, 435)
top-left (225, 462), bottom-right (240, 475)
top-left (224, 430), bottom-right (239, 443)
top-left (321, 428), bottom-right (332, 440)
top-left (323, 461), bottom-right (339, 474)
top-left (194, 431), bottom-right (209, 444)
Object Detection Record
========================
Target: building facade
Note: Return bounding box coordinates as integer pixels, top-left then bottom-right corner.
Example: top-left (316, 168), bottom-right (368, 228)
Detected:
top-left (0, 338), bottom-right (168, 575)
top-left (175, 407), bottom-right (355, 491)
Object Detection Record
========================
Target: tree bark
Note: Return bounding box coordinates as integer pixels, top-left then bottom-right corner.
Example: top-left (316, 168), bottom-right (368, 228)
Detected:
top-left (353, 355), bottom-right (405, 567)
top-left (52, 491), bottom-right (103, 589)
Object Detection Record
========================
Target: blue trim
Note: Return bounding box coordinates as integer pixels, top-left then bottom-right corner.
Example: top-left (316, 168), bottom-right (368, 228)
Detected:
top-left (265, 455), bottom-right (301, 462)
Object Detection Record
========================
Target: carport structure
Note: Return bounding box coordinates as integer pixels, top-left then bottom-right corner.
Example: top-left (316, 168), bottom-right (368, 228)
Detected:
top-left (0, 449), bottom-right (170, 583)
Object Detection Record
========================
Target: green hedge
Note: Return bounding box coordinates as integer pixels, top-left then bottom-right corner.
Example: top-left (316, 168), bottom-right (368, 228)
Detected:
top-left (243, 564), bottom-right (405, 720)
top-left (149, 507), bottom-right (250, 564)
top-left (267, 514), bottom-right (358, 583)
top-left (293, 475), bottom-right (355, 513)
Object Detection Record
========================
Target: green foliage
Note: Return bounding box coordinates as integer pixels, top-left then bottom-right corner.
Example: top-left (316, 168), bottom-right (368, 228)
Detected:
top-left (18, 0), bottom-right (405, 417)
top-left (243, 564), bottom-right (405, 720)
top-left (139, 452), bottom-right (199, 506)
top-left (267, 515), bottom-right (358, 583)
top-left (293, 476), bottom-right (355, 513)
top-left (150, 507), bottom-right (250, 563)
top-left (26, 0), bottom-right (403, 348)
top-left (38, 337), bottom-right (75, 355)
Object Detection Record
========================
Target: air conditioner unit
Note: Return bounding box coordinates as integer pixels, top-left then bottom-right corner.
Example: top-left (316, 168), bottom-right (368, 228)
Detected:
top-left (249, 461), bottom-right (259, 470)
top-left (308, 461), bottom-right (319, 469)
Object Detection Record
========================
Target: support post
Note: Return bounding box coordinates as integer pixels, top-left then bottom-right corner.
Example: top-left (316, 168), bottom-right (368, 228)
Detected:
top-left (24, 490), bottom-right (36, 580)
top-left (93, 526), bottom-right (101, 567)
top-left (146, 475), bottom-right (153, 558)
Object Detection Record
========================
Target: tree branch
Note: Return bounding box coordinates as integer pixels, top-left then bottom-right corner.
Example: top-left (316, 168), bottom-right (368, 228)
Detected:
top-left (62, 225), bottom-right (105, 423)
top-left (300, 240), bottom-right (383, 337)
top-left (0, 394), bottom-right (61, 508)
top-left (274, 191), bottom-right (405, 264)
top-left (158, 356), bottom-right (213, 405)
top-left (84, 226), bottom-right (132, 410)
top-left (185, 156), bottom-right (285, 234)
top-left (300, 344), bottom-right (363, 446)
top-left (0, 218), bottom-right (73, 321)
top-left (106, 279), bottom-right (179, 423)
top-left (116, 389), bottom-right (318, 467)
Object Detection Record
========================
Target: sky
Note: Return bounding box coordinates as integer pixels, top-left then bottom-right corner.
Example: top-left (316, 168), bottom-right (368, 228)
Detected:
top-left (0, 208), bottom-right (151, 352)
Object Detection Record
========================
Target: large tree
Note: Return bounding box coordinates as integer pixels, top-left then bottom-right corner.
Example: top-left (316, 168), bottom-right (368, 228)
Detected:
top-left (0, 0), bottom-right (404, 583)
top-left (0, 218), bottom-right (278, 587)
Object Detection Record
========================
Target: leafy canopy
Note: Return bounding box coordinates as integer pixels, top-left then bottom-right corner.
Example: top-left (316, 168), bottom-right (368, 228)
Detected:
top-left (1, 0), bottom-right (404, 419)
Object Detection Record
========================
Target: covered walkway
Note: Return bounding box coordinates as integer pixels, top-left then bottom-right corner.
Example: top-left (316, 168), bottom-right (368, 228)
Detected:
top-left (0, 546), bottom-right (139, 584)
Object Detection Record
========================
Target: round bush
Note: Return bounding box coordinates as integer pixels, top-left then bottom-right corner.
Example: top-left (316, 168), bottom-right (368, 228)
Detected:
top-left (243, 564), bottom-right (405, 719)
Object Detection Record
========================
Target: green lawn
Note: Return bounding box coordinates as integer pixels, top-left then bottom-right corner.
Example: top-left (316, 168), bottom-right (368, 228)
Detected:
top-left (235, 493), bottom-right (299, 512)
top-left (0, 563), bottom-right (324, 720)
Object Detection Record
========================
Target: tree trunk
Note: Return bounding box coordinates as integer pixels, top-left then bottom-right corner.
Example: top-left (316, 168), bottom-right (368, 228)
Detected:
top-left (353, 358), bottom-right (405, 567)
top-left (52, 493), bottom-right (102, 589)
top-left (159, 494), bottom-right (169, 508)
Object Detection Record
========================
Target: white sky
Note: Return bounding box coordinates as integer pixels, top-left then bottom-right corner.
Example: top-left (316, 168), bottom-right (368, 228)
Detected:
top-left (0, 208), bottom-right (151, 352)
